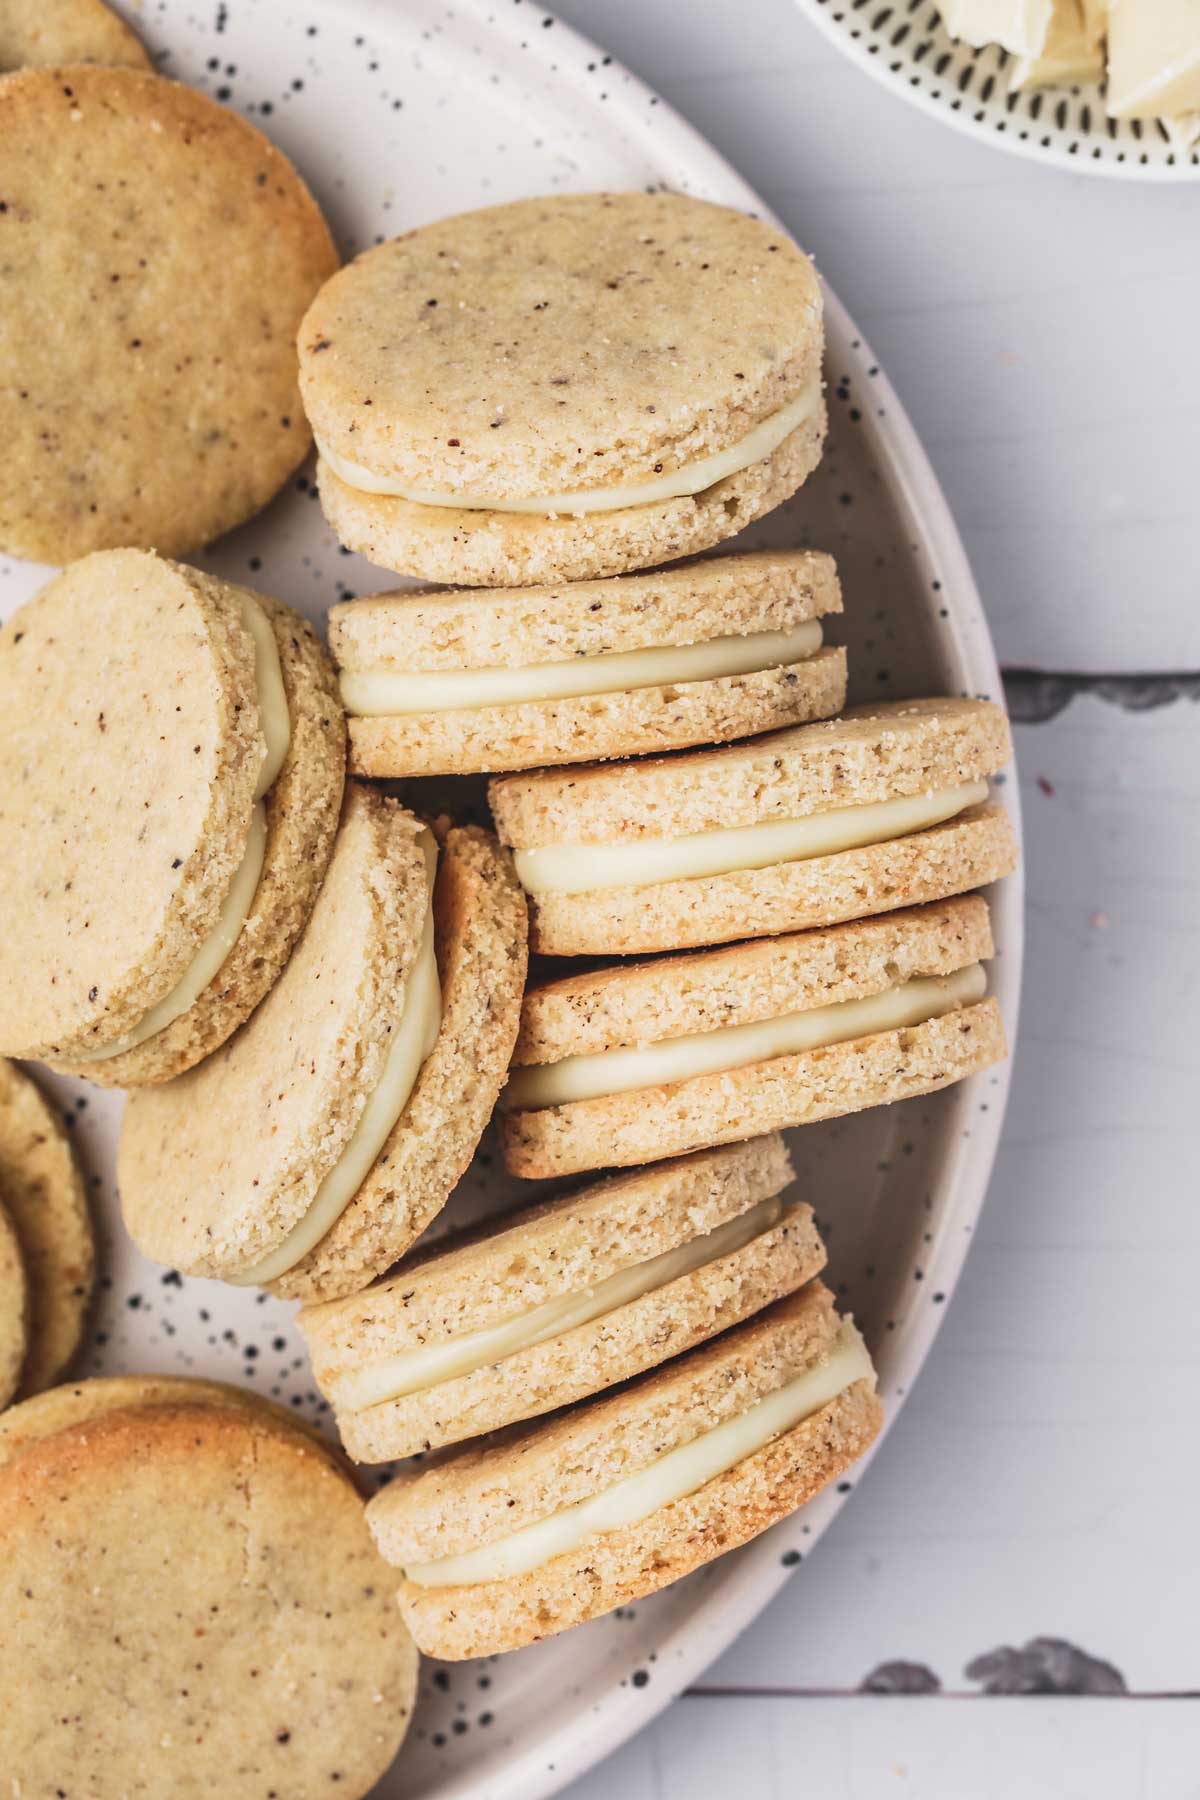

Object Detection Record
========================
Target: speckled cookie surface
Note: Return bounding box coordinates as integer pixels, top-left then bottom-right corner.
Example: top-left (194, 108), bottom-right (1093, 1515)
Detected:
top-left (490, 698), bottom-right (1013, 848)
top-left (0, 552), bottom-right (345, 1081)
top-left (0, 1198), bottom-right (29, 1411)
top-left (0, 66), bottom-right (337, 562)
top-left (59, 589), bottom-right (348, 1087)
top-left (300, 191), bottom-right (824, 582)
top-left (274, 820), bottom-right (528, 1302)
top-left (333, 548), bottom-right (846, 774)
top-left (490, 695), bottom-right (1015, 955)
top-left (503, 899), bottom-right (1002, 1180)
top-left (0, 1061), bottom-right (93, 1396)
top-left (0, 551), bottom-right (257, 1060)
top-left (0, 0), bottom-right (151, 71)
top-left (0, 1402), bottom-right (418, 1796)
top-left (524, 803), bottom-right (1019, 956)
top-left (345, 648), bottom-right (848, 777)
top-left (119, 784), bottom-right (430, 1282)
top-left (316, 411), bottom-right (827, 586)
top-left (300, 1135), bottom-right (826, 1459)
top-left (119, 792), bottom-right (527, 1298)
top-left (0, 1373), bottom-right (343, 1469)
top-left (332, 551), bottom-right (841, 673)
top-left (504, 999), bottom-right (1006, 1179)
top-left (515, 898), bottom-right (995, 1063)
top-left (369, 1283), bottom-right (882, 1658)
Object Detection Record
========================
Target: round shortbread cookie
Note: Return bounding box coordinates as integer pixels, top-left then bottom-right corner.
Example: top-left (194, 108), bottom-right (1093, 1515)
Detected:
top-left (0, 1403), bottom-right (418, 1796)
top-left (119, 786), bottom-right (528, 1299)
top-left (0, 1373), bottom-right (344, 1469)
top-left (332, 548), bottom-right (845, 777)
top-left (0, 1061), bottom-right (93, 1395)
top-left (299, 1135), bottom-right (825, 1460)
top-left (0, 552), bottom-right (346, 1084)
top-left (0, 67), bottom-right (337, 562)
top-left (300, 191), bottom-right (825, 583)
top-left (488, 696), bottom-right (1015, 956)
top-left (0, 1198), bottom-right (29, 1411)
top-left (0, 0), bottom-right (151, 72)
top-left (502, 896), bottom-right (1006, 1179)
top-left (368, 1283), bottom-right (882, 1659)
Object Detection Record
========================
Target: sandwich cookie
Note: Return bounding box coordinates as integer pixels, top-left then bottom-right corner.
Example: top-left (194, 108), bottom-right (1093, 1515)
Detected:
top-left (332, 549), bottom-right (846, 777)
top-left (502, 896), bottom-right (1006, 1180)
top-left (300, 191), bottom-right (826, 587)
top-left (0, 1060), bottom-right (94, 1396)
top-left (0, 0), bottom-right (151, 72)
top-left (490, 697), bottom-right (1018, 956)
top-left (119, 784), bottom-right (528, 1301)
top-left (367, 1280), bottom-right (881, 1659)
top-left (0, 551), bottom-right (346, 1086)
top-left (0, 1398), bottom-right (417, 1797)
top-left (0, 1372), bottom-right (344, 1470)
top-left (0, 1199), bottom-right (28, 1412)
top-left (299, 1134), bottom-right (824, 1461)
top-left (0, 67), bottom-right (336, 562)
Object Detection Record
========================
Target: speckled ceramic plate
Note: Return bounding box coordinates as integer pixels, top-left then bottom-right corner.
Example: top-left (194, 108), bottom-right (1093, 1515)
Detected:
top-left (0, 1), bottom-right (1023, 1795)
top-left (793, 0), bottom-right (1200, 180)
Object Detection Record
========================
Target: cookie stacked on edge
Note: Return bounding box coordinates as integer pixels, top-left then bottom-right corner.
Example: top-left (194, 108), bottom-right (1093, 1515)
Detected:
top-left (0, 183), bottom-right (1020, 1690)
top-left (260, 189), bottom-right (1016, 1661)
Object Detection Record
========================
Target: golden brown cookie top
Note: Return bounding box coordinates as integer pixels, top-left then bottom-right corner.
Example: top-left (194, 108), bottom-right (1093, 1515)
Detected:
top-left (489, 696), bottom-right (1013, 848)
top-left (0, 0), bottom-right (151, 73)
top-left (300, 191), bottom-right (822, 497)
top-left (0, 551), bottom-right (273, 1061)
top-left (0, 1402), bottom-right (417, 1797)
top-left (0, 66), bottom-right (336, 561)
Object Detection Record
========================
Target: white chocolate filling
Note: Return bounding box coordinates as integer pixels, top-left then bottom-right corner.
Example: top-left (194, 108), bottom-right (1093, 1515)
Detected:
top-left (403, 1317), bottom-right (873, 1588)
top-left (513, 779), bottom-right (990, 898)
top-left (339, 621), bottom-right (824, 718)
top-left (317, 379), bottom-right (822, 516)
top-left (231, 834), bottom-right (443, 1287)
top-left (505, 963), bottom-right (988, 1113)
top-left (336, 1192), bottom-right (788, 1413)
top-left (240, 595), bottom-right (292, 799)
top-left (72, 598), bottom-right (290, 1063)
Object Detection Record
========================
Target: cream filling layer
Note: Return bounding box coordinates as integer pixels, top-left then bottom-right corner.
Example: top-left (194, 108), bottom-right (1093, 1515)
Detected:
top-left (337, 1192), bottom-right (788, 1414)
top-left (505, 963), bottom-right (988, 1113)
top-left (513, 779), bottom-right (990, 898)
top-left (316, 378), bottom-right (822, 516)
top-left (404, 1318), bottom-right (873, 1588)
top-left (339, 621), bottom-right (824, 718)
top-left (231, 835), bottom-right (443, 1287)
top-left (72, 599), bottom-right (291, 1063)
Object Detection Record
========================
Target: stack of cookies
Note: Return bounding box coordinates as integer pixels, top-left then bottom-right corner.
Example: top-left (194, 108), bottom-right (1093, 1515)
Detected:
top-left (0, 151), bottom-right (1018, 1728)
top-left (286, 190), bottom-right (1016, 1657)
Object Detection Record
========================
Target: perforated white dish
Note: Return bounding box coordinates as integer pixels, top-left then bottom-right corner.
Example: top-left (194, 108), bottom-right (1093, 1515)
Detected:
top-left (0, 2), bottom-right (1024, 1795)
top-left (794, 0), bottom-right (1200, 180)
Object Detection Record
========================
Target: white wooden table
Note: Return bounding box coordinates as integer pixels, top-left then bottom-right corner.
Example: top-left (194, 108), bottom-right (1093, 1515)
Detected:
top-left (550, 3), bottom-right (1200, 1794)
